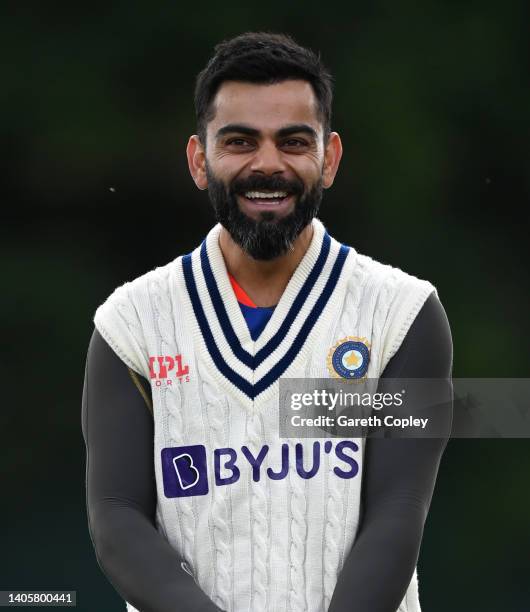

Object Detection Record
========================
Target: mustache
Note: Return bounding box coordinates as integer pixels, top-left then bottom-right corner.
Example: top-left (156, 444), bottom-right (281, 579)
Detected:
top-left (229, 174), bottom-right (305, 196)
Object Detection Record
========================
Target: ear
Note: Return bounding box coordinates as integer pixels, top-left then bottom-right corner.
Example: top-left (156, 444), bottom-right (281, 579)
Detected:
top-left (186, 135), bottom-right (208, 190)
top-left (322, 132), bottom-right (343, 189)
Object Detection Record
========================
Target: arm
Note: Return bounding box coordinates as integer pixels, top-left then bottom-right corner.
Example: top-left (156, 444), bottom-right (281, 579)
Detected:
top-left (328, 292), bottom-right (453, 612)
top-left (82, 328), bottom-right (222, 612)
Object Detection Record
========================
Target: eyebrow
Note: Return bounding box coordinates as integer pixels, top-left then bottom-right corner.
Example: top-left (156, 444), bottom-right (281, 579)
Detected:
top-left (215, 123), bottom-right (318, 141)
top-left (277, 124), bottom-right (318, 140)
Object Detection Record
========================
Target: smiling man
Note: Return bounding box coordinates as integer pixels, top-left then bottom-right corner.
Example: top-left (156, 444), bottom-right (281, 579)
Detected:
top-left (188, 76), bottom-right (343, 309)
top-left (82, 32), bottom-right (452, 612)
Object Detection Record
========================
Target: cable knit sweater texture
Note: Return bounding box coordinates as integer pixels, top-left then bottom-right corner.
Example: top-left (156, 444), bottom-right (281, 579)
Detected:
top-left (94, 218), bottom-right (435, 612)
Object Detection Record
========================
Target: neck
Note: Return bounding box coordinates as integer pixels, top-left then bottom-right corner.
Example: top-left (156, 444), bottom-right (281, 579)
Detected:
top-left (218, 222), bottom-right (314, 307)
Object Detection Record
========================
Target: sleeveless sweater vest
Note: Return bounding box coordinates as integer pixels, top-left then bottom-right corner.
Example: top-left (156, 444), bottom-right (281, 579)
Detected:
top-left (94, 218), bottom-right (436, 612)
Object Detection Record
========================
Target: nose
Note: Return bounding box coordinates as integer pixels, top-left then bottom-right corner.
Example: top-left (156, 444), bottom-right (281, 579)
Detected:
top-left (249, 140), bottom-right (286, 175)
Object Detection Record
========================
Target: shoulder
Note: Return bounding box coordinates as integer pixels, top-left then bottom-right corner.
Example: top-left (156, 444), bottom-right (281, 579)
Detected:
top-left (96, 257), bottom-right (179, 316)
top-left (347, 249), bottom-right (437, 315)
top-left (350, 249), bottom-right (434, 295)
top-left (383, 292), bottom-right (453, 378)
top-left (344, 246), bottom-right (441, 370)
top-left (93, 257), bottom-right (181, 378)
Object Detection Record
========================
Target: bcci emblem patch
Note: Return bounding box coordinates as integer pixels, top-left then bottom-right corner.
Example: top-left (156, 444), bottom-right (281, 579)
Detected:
top-left (327, 337), bottom-right (371, 380)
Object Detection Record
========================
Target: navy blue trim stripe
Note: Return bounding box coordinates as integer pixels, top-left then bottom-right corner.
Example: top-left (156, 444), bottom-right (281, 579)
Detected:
top-left (182, 244), bottom-right (350, 400)
top-left (182, 253), bottom-right (255, 398)
top-left (200, 232), bottom-right (331, 369)
top-left (200, 240), bottom-right (253, 368)
top-left (253, 244), bottom-right (349, 396)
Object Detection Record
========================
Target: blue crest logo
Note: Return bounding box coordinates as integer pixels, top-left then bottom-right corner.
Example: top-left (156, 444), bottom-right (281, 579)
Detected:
top-left (327, 337), bottom-right (371, 380)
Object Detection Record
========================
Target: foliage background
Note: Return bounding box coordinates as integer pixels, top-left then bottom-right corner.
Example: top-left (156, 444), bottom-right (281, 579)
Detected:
top-left (2, 1), bottom-right (529, 610)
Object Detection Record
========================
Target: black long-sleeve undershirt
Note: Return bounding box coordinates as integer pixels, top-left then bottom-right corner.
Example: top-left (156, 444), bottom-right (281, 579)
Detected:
top-left (82, 291), bottom-right (452, 612)
top-left (327, 292), bottom-right (453, 612)
top-left (82, 336), bottom-right (222, 611)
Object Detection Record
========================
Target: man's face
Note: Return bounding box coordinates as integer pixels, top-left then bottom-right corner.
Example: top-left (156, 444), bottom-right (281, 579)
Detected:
top-left (202, 80), bottom-right (329, 260)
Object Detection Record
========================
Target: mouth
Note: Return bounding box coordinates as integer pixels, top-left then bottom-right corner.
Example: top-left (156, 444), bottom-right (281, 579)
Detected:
top-left (237, 190), bottom-right (295, 213)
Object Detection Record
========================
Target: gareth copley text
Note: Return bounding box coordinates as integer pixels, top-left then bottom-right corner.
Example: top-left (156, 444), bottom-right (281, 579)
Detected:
top-left (289, 389), bottom-right (429, 430)
top-left (290, 414), bottom-right (429, 430)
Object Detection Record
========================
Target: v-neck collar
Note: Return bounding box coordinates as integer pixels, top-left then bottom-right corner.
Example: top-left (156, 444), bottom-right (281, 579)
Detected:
top-left (180, 218), bottom-right (352, 405)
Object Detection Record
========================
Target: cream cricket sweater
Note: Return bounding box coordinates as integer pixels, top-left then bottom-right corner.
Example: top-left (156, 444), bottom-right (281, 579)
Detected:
top-left (94, 218), bottom-right (436, 612)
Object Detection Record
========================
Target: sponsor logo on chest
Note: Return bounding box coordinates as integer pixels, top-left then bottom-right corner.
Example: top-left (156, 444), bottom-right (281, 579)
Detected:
top-left (149, 354), bottom-right (190, 385)
top-left (161, 441), bottom-right (359, 498)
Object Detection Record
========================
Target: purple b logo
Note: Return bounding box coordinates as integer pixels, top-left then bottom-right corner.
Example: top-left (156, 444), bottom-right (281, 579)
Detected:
top-left (161, 445), bottom-right (209, 498)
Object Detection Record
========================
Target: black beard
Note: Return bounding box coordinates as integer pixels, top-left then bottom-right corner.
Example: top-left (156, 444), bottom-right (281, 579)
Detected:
top-left (205, 164), bottom-right (323, 261)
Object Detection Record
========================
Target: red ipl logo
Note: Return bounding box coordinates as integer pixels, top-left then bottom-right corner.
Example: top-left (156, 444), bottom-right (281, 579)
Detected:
top-left (149, 355), bottom-right (190, 385)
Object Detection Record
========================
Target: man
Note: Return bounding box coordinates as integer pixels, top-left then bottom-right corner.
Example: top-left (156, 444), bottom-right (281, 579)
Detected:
top-left (82, 32), bottom-right (452, 612)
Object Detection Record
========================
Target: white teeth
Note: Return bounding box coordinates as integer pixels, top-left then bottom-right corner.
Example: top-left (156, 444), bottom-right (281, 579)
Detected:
top-left (244, 191), bottom-right (288, 199)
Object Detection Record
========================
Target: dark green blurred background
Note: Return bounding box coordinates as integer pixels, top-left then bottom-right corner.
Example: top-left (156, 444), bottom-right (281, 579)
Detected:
top-left (2, 1), bottom-right (529, 610)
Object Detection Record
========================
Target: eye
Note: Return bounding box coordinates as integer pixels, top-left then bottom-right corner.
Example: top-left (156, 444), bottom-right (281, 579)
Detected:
top-left (226, 138), bottom-right (254, 147)
top-left (282, 138), bottom-right (309, 149)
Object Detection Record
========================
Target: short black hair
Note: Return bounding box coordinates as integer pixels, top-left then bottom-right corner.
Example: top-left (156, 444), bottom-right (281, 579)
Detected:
top-left (194, 32), bottom-right (334, 145)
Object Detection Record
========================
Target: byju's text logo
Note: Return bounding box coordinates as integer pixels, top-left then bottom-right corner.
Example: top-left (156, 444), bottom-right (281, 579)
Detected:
top-left (161, 441), bottom-right (359, 498)
top-left (149, 355), bottom-right (190, 385)
top-left (161, 445), bottom-right (209, 498)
